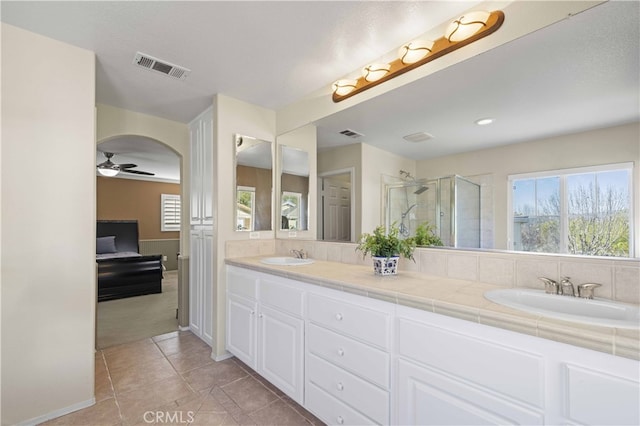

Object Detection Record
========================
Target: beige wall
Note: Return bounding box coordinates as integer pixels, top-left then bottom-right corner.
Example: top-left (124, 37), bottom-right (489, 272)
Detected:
top-left (213, 94), bottom-right (277, 358)
top-left (96, 104), bottom-right (189, 253)
top-left (416, 122), bottom-right (640, 250)
top-left (97, 176), bottom-right (181, 240)
top-left (236, 165), bottom-right (273, 231)
top-left (1, 23), bottom-right (96, 424)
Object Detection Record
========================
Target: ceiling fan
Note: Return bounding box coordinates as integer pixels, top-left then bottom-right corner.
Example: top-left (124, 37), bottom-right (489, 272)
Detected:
top-left (96, 152), bottom-right (155, 177)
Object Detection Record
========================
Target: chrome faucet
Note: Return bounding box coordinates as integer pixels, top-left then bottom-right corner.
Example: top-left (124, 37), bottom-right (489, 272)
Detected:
top-left (290, 249), bottom-right (307, 259)
top-left (560, 277), bottom-right (575, 296)
top-left (538, 277), bottom-right (559, 294)
top-left (577, 283), bottom-right (602, 299)
top-left (540, 276), bottom-right (602, 299)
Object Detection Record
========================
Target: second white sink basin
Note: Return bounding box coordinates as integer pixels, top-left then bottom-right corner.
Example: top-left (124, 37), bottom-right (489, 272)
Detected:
top-left (484, 289), bottom-right (640, 329)
top-left (260, 257), bottom-right (315, 266)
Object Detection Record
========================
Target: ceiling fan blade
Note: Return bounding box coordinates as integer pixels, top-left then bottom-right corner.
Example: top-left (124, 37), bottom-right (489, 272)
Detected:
top-left (117, 163), bottom-right (137, 169)
top-left (121, 169), bottom-right (155, 176)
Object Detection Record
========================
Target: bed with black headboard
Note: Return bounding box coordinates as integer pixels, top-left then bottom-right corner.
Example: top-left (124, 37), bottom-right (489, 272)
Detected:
top-left (96, 220), bottom-right (162, 302)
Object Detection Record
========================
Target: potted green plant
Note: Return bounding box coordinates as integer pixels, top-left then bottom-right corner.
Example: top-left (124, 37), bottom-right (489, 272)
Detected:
top-left (413, 221), bottom-right (444, 247)
top-left (356, 223), bottom-right (416, 275)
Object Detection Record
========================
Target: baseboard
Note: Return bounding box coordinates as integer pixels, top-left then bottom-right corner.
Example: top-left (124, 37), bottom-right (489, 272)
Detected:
top-left (178, 325), bottom-right (190, 331)
top-left (213, 351), bottom-right (234, 362)
top-left (18, 397), bottom-right (95, 426)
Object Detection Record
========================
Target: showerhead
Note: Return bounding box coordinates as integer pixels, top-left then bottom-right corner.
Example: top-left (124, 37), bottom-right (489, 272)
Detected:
top-left (414, 186), bottom-right (429, 195)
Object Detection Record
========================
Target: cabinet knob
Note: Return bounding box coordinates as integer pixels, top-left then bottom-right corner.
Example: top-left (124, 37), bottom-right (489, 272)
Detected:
top-left (336, 416), bottom-right (344, 425)
top-left (259, 313), bottom-right (263, 318)
top-left (337, 348), bottom-right (345, 357)
top-left (251, 311), bottom-right (255, 315)
top-left (336, 382), bottom-right (344, 391)
top-left (335, 313), bottom-right (343, 321)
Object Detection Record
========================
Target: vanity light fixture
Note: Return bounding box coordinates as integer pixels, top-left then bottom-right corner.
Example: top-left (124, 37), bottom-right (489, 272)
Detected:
top-left (332, 9), bottom-right (504, 102)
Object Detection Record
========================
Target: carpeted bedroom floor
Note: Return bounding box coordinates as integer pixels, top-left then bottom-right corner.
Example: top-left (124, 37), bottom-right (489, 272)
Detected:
top-left (96, 270), bottom-right (178, 349)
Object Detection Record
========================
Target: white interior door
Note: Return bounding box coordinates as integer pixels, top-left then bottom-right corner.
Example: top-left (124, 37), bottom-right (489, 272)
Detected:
top-left (321, 176), bottom-right (351, 242)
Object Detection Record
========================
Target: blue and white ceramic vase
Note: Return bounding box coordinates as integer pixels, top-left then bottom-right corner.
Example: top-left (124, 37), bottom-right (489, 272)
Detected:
top-left (372, 256), bottom-right (399, 276)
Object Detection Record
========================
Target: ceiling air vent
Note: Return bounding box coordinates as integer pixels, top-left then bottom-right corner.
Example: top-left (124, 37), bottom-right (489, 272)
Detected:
top-left (339, 129), bottom-right (364, 139)
top-left (403, 132), bottom-right (434, 143)
top-left (133, 52), bottom-right (190, 81)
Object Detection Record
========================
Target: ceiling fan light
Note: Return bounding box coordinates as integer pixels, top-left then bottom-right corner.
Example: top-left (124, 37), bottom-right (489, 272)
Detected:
top-left (97, 165), bottom-right (120, 177)
top-left (398, 40), bottom-right (434, 64)
top-left (362, 63), bottom-right (391, 82)
top-left (332, 79), bottom-right (358, 96)
top-left (445, 11), bottom-right (490, 43)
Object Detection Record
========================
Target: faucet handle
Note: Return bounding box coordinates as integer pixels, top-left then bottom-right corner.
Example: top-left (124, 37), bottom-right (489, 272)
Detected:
top-left (538, 277), bottom-right (559, 294)
top-left (577, 283), bottom-right (601, 299)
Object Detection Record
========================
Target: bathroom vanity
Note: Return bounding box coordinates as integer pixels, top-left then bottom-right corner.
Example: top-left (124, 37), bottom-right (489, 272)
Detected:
top-left (226, 257), bottom-right (639, 426)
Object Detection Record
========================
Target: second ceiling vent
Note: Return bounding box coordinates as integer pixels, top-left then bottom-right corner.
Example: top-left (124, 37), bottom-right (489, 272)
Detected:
top-left (133, 52), bottom-right (190, 81)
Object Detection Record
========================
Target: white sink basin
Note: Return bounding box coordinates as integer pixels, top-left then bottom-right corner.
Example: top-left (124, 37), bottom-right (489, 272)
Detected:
top-left (260, 257), bottom-right (315, 266)
top-left (484, 289), bottom-right (640, 329)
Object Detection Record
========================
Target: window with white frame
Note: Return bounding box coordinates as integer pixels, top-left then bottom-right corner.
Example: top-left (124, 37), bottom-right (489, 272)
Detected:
top-left (281, 191), bottom-right (302, 230)
top-left (508, 163), bottom-right (633, 257)
top-left (161, 194), bottom-right (181, 232)
top-left (236, 186), bottom-right (256, 231)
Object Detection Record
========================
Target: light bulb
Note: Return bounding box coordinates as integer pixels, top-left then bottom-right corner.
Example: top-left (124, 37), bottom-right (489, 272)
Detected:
top-left (332, 79), bottom-right (358, 96)
top-left (398, 40), bottom-right (434, 64)
top-left (445, 11), bottom-right (490, 42)
top-left (361, 63), bottom-right (391, 82)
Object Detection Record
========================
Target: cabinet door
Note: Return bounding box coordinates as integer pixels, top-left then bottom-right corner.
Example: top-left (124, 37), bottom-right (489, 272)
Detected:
top-left (201, 113), bottom-right (214, 225)
top-left (189, 230), bottom-right (202, 336)
top-left (189, 120), bottom-right (202, 225)
top-left (201, 229), bottom-right (214, 345)
top-left (258, 304), bottom-right (304, 404)
top-left (397, 359), bottom-right (543, 425)
top-left (227, 293), bottom-right (257, 369)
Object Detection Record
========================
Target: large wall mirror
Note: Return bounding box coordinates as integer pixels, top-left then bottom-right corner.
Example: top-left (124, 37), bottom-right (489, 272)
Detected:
top-left (234, 134), bottom-right (273, 232)
top-left (313, 1), bottom-right (639, 259)
top-left (280, 146), bottom-right (309, 231)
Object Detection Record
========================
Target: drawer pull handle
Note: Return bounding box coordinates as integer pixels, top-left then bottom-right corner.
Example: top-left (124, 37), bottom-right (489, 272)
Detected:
top-left (337, 416), bottom-right (344, 425)
top-left (337, 348), bottom-right (345, 357)
top-left (335, 313), bottom-right (343, 321)
top-left (337, 382), bottom-right (344, 391)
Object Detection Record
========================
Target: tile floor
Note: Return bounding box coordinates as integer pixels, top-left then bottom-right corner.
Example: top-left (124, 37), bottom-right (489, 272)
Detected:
top-left (43, 331), bottom-right (324, 426)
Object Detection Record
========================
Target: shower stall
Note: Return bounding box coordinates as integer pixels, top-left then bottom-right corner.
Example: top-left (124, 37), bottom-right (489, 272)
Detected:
top-left (384, 173), bottom-right (481, 248)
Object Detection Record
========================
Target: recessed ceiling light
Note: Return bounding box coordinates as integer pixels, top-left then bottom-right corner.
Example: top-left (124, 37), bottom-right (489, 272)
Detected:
top-left (475, 118), bottom-right (495, 126)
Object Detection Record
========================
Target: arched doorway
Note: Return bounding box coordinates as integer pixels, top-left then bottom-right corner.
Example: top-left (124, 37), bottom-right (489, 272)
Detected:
top-left (96, 135), bottom-right (184, 348)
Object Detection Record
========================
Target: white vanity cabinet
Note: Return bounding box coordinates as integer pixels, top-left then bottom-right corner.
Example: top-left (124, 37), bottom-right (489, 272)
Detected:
top-left (305, 291), bottom-right (394, 425)
top-left (226, 266), bottom-right (305, 404)
top-left (226, 264), bottom-right (639, 425)
top-left (394, 304), bottom-right (640, 426)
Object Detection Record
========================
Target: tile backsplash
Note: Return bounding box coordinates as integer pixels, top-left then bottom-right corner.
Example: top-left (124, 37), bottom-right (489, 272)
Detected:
top-left (227, 239), bottom-right (640, 305)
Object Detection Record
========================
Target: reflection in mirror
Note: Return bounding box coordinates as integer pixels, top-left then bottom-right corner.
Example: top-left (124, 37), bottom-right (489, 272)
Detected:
top-left (280, 146), bottom-right (309, 231)
top-left (314, 1), bottom-right (639, 258)
top-left (384, 172), bottom-right (480, 249)
top-left (235, 134), bottom-right (272, 231)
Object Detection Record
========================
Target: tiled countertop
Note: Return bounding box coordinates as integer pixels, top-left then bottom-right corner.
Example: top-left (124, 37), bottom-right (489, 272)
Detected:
top-left (226, 256), bottom-right (639, 361)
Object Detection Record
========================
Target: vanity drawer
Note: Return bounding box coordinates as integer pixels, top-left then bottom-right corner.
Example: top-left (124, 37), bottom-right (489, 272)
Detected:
top-left (227, 266), bottom-right (257, 300)
top-left (259, 277), bottom-right (304, 318)
top-left (306, 381), bottom-right (377, 426)
top-left (307, 323), bottom-right (389, 389)
top-left (397, 316), bottom-right (544, 407)
top-left (307, 293), bottom-right (391, 349)
top-left (307, 353), bottom-right (389, 425)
